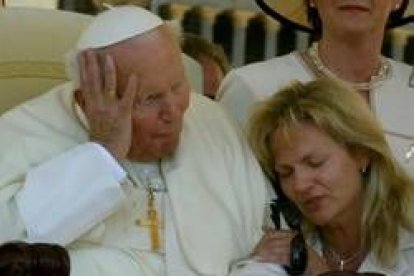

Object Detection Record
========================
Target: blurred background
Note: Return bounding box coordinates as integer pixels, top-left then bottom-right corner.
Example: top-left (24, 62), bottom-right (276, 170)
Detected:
top-left (2, 0), bottom-right (414, 68)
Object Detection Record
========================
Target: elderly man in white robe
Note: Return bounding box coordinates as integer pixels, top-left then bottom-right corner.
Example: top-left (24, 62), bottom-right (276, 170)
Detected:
top-left (0, 6), bottom-right (269, 276)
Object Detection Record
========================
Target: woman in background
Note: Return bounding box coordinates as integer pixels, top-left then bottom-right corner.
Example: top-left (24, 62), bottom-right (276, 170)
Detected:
top-left (218, 0), bottom-right (414, 174)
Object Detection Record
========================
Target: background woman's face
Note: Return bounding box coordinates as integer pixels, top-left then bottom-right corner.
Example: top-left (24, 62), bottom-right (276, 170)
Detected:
top-left (313, 0), bottom-right (400, 36)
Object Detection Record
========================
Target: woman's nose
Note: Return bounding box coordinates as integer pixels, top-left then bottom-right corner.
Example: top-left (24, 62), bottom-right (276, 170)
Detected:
top-left (291, 170), bottom-right (313, 193)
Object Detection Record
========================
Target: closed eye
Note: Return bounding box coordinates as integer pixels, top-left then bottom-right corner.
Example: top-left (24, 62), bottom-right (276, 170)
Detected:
top-left (141, 93), bottom-right (163, 106)
top-left (171, 81), bottom-right (185, 94)
top-left (275, 166), bottom-right (293, 179)
top-left (307, 158), bottom-right (325, 168)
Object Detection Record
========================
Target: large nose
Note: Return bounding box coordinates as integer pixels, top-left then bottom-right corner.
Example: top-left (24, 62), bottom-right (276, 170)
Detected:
top-left (160, 94), bottom-right (180, 123)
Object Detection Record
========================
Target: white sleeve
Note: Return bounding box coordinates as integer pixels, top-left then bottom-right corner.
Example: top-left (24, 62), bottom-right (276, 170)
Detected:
top-left (229, 260), bottom-right (287, 276)
top-left (217, 71), bottom-right (258, 128)
top-left (16, 142), bottom-right (127, 245)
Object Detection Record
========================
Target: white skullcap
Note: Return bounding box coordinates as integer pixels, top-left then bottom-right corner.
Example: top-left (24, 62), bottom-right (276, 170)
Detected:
top-left (66, 6), bottom-right (163, 86)
top-left (77, 5), bottom-right (163, 50)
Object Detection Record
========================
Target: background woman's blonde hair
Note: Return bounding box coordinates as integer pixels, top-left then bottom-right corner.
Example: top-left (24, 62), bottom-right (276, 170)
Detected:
top-left (248, 78), bottom-right (414, 267)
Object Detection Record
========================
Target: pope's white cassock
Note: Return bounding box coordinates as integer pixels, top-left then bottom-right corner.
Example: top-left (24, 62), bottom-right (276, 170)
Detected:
top-left (0, 82), bottom-right (268, 275)
top-left (0, 6), bottom-right (269, 275)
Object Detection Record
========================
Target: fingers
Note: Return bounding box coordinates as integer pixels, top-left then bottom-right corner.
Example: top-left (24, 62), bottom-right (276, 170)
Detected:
top-left (77, 50), bottom-right (135, 160)
top-left (79, 50), bottom-right (133, 104)
top-left (88, 51), bottom-right (104, 100)
top-left (252, 230), bottom-right (296, 265)
top-left (104, 54), bottom-right (117, 100)
top-left (263, 227), bottom-right (296, 237)
top-left (78, 50), bottom-right (104, 104)
top-left (78, 49), bottom-right (137, 116)
top-left (254, 239), bottom-right (291, 264)
top-left (78, 51), bottom-right (90, 101)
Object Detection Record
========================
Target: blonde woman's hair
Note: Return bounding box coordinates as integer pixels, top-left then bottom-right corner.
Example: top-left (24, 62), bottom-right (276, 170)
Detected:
top-left (248, 78), bottom-right (414, 267)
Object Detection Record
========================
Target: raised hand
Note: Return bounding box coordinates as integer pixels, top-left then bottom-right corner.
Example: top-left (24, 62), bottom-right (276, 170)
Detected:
top-left (78, 50), bottom-right (137, 161)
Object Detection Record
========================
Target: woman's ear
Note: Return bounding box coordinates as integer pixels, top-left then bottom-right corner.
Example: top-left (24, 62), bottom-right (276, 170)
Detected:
top-left (357, 153), bottom-right (371, 174)
top-left (351, 148), bottom-right (371, 174)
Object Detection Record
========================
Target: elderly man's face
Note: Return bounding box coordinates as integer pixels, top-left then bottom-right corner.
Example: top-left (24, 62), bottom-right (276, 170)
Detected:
top-left (109, 26), bottom-right (190, 161)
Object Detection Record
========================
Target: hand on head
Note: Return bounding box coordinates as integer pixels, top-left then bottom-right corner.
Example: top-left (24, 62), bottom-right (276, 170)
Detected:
top-left (77, 49), bottom-right (137, 161)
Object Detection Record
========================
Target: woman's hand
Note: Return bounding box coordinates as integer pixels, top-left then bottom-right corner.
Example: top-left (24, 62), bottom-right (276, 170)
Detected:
top-left (77, 50), bottom-right (137, 161)
top-left (252, 228), bottom-right (295, 265)
top-left (252, 228), bottom-right (331, 275)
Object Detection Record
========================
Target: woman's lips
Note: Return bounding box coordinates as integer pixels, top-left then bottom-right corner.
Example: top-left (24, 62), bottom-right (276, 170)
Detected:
top-left (302, 196), bottom-right (324, 213)
top-left (339, 5), bottom-right (369, 12)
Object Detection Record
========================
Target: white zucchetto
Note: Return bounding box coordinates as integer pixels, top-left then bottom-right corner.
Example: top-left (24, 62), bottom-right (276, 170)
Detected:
top-left (77, 6), bottom-right (163, 50)
top-left (66, 6), bottom-right (163, 85)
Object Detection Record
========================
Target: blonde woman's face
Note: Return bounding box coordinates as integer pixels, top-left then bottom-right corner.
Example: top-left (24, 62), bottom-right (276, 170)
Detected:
top-left (271, 122), bottom-right (365, 226)
top-left (314, 0), bottom-right (401, 35)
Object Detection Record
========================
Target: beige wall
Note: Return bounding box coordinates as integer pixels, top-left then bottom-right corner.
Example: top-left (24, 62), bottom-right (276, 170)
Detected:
top-left (5, 0), bottom-right (57, 8)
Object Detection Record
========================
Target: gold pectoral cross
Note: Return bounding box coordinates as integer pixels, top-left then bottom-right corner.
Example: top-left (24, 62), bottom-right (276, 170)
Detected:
top-left (135, 187), bottom-right (161, 251)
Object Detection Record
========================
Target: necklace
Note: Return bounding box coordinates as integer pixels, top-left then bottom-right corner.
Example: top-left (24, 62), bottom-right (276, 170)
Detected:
top-left (127, 161), bottom-right (167, 192)
top-left (124, 160), bottom-right (167, 252)
top-left (323, 245), bottom-right (365, 271)
top-left (308, 42), bottom-right (391, 91)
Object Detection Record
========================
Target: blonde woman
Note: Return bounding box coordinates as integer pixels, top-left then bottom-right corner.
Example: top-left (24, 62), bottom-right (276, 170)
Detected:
top-left (248, 79), bottom-right (414, 275)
